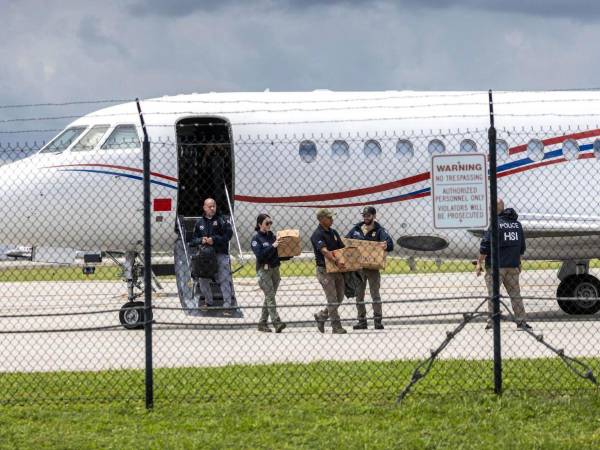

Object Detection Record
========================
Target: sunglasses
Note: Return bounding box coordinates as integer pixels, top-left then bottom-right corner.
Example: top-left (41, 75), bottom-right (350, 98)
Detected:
top-left (265, 221), bottom-right (273, 225)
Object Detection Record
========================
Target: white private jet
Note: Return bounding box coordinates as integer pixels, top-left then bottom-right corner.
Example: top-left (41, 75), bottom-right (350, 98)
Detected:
top-left (1, 90), bottom-right (600, 327)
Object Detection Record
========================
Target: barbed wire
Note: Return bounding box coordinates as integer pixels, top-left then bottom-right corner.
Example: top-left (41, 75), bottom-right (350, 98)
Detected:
top-left (3, 94), bottom-right (600, 127)
top-left (0, 129), bottom-right (61, 134)
top-left (145, 91), bottom-right (487, 105)
top-left (0, 99), bottom-right (133, 110)
top-left (1, 89), bottom-right (600, 111)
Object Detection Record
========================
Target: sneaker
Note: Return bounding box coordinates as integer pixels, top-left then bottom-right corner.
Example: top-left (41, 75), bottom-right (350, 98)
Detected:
top-left (352, 321), bottom-right (368, 330)
top-left (374, 320), bottom-right (384, 330)
top-left (257, 323), bottom-right (272, 333)
top-left (332, 327), bottom-right (347, 335)
top-left (222, 309), bottom-right (233, 317)
top-left (314, 313), bottom-right (325, 333)
top-left (274, 322), bottom-right (287, 333)
top-left (516, 321), bottom-right (532, 331)
top-left (485, 321), bottom-right (493, 330)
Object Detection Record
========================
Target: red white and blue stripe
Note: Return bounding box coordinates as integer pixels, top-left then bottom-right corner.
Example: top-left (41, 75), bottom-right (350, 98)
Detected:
top-left (41, 129), bottom-right (600, 208)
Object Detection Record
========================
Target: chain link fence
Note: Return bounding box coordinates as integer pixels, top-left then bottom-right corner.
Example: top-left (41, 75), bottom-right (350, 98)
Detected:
top-left (0, 98), bottom-right (599, 406)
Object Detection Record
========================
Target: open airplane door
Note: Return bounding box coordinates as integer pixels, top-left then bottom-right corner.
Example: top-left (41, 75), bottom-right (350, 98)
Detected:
top-left (173, 116), bottom-right (242, 318)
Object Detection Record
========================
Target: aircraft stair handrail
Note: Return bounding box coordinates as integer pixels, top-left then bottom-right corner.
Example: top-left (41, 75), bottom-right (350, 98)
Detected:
top-left (224, 182), bottom-right (246, 274)
top-left (176, 214), bottom-right (194, 281)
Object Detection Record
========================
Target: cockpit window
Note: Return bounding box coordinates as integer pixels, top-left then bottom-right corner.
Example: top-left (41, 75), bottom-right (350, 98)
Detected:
top-left (101, 125), bottom-right (140, 150)
top-left (39, 127), bottom-right (87, 153)
top-left (71, 125), bottom-right (110, 152)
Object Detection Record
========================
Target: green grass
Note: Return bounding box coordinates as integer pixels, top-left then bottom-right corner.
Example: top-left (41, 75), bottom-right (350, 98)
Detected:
top-left (0, 258), bottom-right (590, 282)
top-left (0, 360), bottom-right (599, 448)
top-left (0, 265), bottom-right (123, 282)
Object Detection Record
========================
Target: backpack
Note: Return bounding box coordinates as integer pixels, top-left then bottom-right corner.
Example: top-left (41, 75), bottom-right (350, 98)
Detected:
top-left (343, 271), bottom-right (365, 298)
top-left (191, 245), bottom-right (218, 279)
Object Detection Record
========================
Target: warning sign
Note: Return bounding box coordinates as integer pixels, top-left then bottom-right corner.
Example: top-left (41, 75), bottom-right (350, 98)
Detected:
top-left (431, 153), bottom-right (488, 229)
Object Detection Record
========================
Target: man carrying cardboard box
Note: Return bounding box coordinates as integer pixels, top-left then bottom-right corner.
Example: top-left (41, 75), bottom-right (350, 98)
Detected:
top-left (346, 206), bottom-right (394, 330)
top-left (311, 208), bottom-right (348, 334)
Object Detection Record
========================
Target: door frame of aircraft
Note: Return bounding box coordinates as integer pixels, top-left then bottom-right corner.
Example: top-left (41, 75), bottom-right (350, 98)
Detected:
top-left (175, 116), bottom-right (235, 219)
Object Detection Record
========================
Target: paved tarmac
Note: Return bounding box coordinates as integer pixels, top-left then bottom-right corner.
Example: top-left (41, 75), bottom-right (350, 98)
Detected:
top-left (0, 269), bottom-right (599, 372)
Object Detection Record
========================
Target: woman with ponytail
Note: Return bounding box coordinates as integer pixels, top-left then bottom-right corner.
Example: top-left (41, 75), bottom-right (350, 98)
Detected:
top-left (251, 213), bottom-right (286, 333)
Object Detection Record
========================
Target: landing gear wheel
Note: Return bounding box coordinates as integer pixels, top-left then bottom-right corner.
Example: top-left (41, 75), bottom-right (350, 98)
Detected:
top-left (119, 301), bottom-right (145, 329)
top-left (557, 274), bottom-right (600, 315)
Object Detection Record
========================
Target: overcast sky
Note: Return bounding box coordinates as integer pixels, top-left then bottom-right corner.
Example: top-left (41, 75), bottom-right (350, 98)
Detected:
top-left (1, 0), bottom-right (599, 144)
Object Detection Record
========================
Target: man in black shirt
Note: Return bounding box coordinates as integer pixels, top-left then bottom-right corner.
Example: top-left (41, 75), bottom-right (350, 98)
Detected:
top-left (311, 208), bottom-right (347, 334)
top-left (346, 206), bottom-right (394, 330)
top-left (191, 198), bottom-right (234, 315)
top-left (476, 199), bottom-right (530, 330)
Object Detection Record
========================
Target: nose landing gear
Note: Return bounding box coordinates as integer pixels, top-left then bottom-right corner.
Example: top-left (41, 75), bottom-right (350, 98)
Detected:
top-left (111, 251), bottom-right (159, 329)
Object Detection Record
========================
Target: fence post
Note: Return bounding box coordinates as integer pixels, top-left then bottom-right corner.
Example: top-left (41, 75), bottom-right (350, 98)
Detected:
top-left (487, 90), bottom-right (502, 395)
top-left (136, 98), bottom-right (154, 409)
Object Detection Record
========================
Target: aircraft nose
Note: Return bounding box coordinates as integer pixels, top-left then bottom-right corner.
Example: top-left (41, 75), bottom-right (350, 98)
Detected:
top-left (0, 160), bottom-right (42, 245)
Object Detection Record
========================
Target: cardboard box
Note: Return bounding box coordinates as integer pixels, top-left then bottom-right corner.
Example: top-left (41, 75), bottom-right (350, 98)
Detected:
top-left (325, 246), bottom-right (362, 273)
top-left (276, 229), bottom-right (302, 257)
top-left (342, 238), bottom-right (387, 270)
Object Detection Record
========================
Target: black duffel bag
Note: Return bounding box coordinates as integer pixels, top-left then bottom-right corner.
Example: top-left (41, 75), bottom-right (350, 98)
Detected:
top-left (191, 245), bottom-right (218, 279)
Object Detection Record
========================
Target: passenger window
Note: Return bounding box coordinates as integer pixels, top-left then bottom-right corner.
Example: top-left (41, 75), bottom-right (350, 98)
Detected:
top-left (428, 139), bottom-right (445, 154)
top-left (496, 139), bottom-right (509, 159)
top-left (363, 140), bottom-right (382, 157)
top-left (72, 125), bottom-right (110, 152)
top-left (396, 139), bottom-right (414, 158)
top-left (562, 139), bottom-right (579, 161)
top-left (299, 140), bottom-right (317, 163)
top-left (460, 139), bottom-right (477, 153)
top-left (101, 125), bottom-right (140, 150)
top-left (526, 139), bottom-right (544, 162)
top-left (331, 140), bottom-right (349, 159)
top-left (40, 127), bottom-right (87, 153)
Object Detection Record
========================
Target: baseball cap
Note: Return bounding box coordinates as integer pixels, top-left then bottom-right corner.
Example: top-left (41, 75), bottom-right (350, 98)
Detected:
top-left (362, 206), bottom-right (376, 216)
top-left (316, 208), bottom-right (335, 219)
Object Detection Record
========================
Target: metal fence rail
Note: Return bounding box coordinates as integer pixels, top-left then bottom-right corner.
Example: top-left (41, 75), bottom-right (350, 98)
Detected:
top-left (1, 92), bottom-right (600, 407)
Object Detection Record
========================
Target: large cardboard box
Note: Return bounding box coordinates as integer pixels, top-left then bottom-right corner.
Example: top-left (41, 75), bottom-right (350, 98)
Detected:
top-left (342, 238), bottom-right (387, 270)
top-left (325, 246), bottom-right (362, 273)
top-left (276, 229), bottom-right (302, 257)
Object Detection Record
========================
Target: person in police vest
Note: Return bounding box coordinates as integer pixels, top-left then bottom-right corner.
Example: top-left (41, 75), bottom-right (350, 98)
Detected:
top-left (191, 198), bottom-right (234, 316)
top-left (476, 199), bottom-right (531, 330)
top-left (251, 213), bottom-right (287, 333)
top-left (346, 206), bottom-right (394, 330)
top-left (311, 208), bottom-right (348, 334)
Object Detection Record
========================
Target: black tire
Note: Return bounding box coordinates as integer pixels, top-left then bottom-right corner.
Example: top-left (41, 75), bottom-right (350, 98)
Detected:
top-left (556, 274), bottom-right (600, 315)
top-left (119, 301), bottom-right (145, 329)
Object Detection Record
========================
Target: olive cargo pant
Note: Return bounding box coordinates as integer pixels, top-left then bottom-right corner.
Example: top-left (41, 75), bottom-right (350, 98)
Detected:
top-left (485, 267), bottom-right (526, 321)
top-left (315, 266), bottom-right (345, 327)
top-left (355, 269), bottom-right (382, 321)
top-left (257, 266), bottom-right (282, 325)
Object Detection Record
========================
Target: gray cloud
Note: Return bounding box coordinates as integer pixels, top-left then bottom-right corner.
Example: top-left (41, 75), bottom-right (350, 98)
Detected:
top-left (129, 0), bottom-right (381, 17)
top-left (129, 0), bottom-right (600, 20)
top-left (399, 0), bottom-right (600, 20)
top-left (2, 0), bottom-right (600, 146)
top-left (77, 16), bottom-right (130, 58)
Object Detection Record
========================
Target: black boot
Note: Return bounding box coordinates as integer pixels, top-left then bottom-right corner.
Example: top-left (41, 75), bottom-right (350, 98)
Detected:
top-left (374, 319), bottom-right (384, 330)
top-left (314, 313), bottom-right (325, 333)
top-left (352, 320), bottom-right (368, 330)
top-left (257, 323), bottom-right (272, 332)
top-left (332, 324), bottom-right (347, 334)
